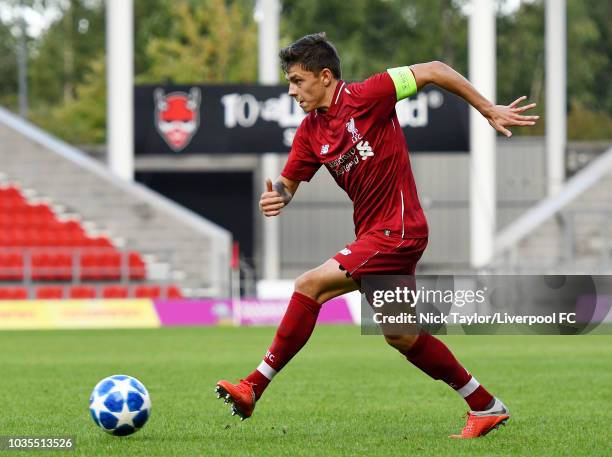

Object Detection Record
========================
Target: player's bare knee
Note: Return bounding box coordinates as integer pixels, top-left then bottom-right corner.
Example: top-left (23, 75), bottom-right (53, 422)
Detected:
top-left (384, 334), bottom-right (419, 352)
top-left (384, 334), bottom-right (402, 348)
top-left (294, 271), bottom-right (322, 302)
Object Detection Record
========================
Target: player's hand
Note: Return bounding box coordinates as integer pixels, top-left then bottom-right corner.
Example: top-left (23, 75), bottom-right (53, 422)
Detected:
top-left (485, 96), bottom-right (539, 138)
top-left (259, 178), bottom-right (285, 217)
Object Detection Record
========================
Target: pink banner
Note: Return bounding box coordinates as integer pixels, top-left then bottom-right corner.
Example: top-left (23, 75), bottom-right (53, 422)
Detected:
top-left (235, 297), bottom-right (353, 326)
top-left (153, 299), bottom-right (231, 326)
top-left (153, 297), bottom-right (354, 327)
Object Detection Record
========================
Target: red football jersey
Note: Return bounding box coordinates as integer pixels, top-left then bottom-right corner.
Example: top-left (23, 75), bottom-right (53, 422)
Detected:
top-left (282, 72), bottom-right (428, 239)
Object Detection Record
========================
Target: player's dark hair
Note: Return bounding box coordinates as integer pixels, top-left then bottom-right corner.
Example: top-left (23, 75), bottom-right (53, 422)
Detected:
top-left (279, 32), bottom-right (341, 79)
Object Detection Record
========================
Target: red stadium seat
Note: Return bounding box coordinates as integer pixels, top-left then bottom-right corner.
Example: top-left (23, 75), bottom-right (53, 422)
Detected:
top-left (84, 237), bottom-right (113, 248)
top-left (79, 251), bottom-right (117, 281)
top-left (32, 252), bottom-right (54, 280)
top-left (28, 203), bottom-right (54, 220)
top-left (101, 252), bottom-right (121, 280)
top-left (79, 253), bottom-right (95, 280)
top-left (102, 285), bottom-right (129, 298)
top-left (166, 285), bottom-right (183, 299)
top-left (0, 186), bottom-right (26, 206)
top-left (134, 285), bottom-right (161, 299)
top-left (0, 286), bottom-right (28, 300)
top-left (35, 285), bottom-right (64, 299)
top-left (69, 285), bottom-right (97, 299)
top-left (0, 252), bottom-right (24, 280)
top-left (128, 252), bottom-right (146, 280)
top-left (0, 186), bottom-right (155, 291)
top-left (2, 230), bottom-right (25, 247)
top-left (53, 251), bottom-right (73, 280)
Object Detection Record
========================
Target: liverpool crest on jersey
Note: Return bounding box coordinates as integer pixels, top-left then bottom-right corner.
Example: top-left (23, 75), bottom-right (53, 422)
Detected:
top-left (346, 117), bottom-right (362, 143)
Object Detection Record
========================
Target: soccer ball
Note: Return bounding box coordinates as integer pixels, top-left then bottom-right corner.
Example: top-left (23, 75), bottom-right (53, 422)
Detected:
top-left (89, 375), bottom-right (152, 436)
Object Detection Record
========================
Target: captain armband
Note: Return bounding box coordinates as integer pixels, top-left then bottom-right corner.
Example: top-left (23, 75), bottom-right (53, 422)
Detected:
top-left (387, 66), bottom-right (418, 101)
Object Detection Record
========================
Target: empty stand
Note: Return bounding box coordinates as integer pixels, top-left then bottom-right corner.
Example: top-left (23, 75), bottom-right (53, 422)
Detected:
top-left (0, 110), bottom-right (231, 296)
top-left (35, 285), bottom-right (64, 299)
top-left (0, 252), bottom-right (23, 280)
top-left (0, 284), bottom-right (183, 300)
top-left (134, 284), bottom-right (161, 299)
top-left (0, 184), bottom-right (183, 299)
top-left (69, 285), bottom-right (97, 299)
top-left (0, 286), bottom-right (27, 300)
top-left (101, 285), bottom-right (129, 298)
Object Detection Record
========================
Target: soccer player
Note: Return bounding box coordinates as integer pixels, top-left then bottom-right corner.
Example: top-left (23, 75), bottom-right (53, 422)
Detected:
top-left (216, 33), bottom-right (538, 438)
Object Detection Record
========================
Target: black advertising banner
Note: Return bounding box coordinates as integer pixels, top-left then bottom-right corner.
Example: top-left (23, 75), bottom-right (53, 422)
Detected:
top-left (135, 84), bottom-right (469, 155)
top-left (360, 275), bottom-right (612, 335)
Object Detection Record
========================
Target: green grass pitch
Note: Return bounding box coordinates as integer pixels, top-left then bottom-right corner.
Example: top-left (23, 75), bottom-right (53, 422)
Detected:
top-left (0, 326), bottom-right (610, 456)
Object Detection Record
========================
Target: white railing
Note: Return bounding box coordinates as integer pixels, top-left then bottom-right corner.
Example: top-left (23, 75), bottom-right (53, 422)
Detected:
top-left (494, 147), bottom-right (612, 265)
top-left (0, 247), bottom-right (152, 282)
top-left (0, 106), bottom-right (232, 296)
top-left (0, 246), bottom-right (182, 299)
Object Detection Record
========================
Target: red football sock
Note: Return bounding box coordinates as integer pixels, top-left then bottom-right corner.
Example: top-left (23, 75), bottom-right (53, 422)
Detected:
top-left (245, 291), bottom-right (321, 400)
top-left (402, 332), bottom-right (494, 411)
top-left (244, 370), bottom-right (270, 400)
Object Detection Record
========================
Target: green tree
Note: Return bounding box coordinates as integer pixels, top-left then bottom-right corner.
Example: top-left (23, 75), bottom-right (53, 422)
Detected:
top-left (10, 0), bottom-right (610, 142)
top-left (30, 56), bottom-right (106, 144)
top-left (134, 0), bottom-right (173, 75)
top-left (281, 0), bottom-right (468, 80)
top-left (566, 0), bottom-right (612, 139)
top-left (282, 0), bottom-right (611, 139)
top-left (0, 21), bottom-right (18, 109)
top-left (497, 0), bottom-right (612, 138)
top-left (497, 0), bottom-right (545, 135)
top-left (137, 0), bottom-right (257, 84)
top-left (28, 0), bottom-right (104, 107)
top-left (28, 0), bottom-right (258, 144)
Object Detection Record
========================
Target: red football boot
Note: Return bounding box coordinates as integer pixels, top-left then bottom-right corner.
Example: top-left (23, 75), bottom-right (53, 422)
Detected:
top-left (215, 380), bottom-right (256, 421)
top-left (450, 397), bottom-right (510, 439)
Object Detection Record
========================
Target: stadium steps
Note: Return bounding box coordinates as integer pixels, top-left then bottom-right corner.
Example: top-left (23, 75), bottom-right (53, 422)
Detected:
top-left (0, 107), bottom-right (231, 296)
top-left (493, 147), bottom-right (612, 273)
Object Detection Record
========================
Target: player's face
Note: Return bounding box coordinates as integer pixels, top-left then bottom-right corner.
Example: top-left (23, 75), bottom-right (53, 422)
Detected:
top-left (285, 64), bottom-right (331, 113)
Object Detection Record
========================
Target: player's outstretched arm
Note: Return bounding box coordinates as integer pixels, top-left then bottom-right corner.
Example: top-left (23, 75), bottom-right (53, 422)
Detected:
top-left (259, 176), bottom-right (299, 217)
top-left (410, 61), bottom-right (539, 138)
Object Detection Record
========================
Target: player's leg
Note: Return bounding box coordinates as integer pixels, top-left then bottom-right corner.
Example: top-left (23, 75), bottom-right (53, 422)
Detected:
top-left (370, 319), bottom-right (508, 437)
top-left (216, 258), bottom-right (358, 419)
top-left (243, 258), bottom-right (358, 394)
top-left (384, 332), bottom-right (496, 409)
top-left (358, 239), bottom-right (509, 438)
top-left (380, 317), bottom-right (509, 437)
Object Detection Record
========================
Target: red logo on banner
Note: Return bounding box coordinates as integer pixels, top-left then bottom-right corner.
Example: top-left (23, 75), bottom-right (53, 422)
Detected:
top-left (154, 88), bottom-right (201, 152)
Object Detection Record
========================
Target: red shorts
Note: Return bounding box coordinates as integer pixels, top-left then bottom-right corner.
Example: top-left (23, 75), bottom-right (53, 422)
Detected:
top-left (332, 230), bottom-right (428, 284)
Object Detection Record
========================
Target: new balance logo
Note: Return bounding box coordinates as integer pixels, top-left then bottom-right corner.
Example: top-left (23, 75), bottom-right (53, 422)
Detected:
top-left (340, 248), bottom-right (352, 255)
top-left (356, 141), bottom-right (374, 160)
top-left (346, 117), bottom-right (362, 142)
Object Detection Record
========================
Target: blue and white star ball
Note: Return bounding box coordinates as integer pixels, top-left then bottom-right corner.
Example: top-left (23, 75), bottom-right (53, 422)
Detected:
top-left (89, 375), bottom-right (152, 436)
